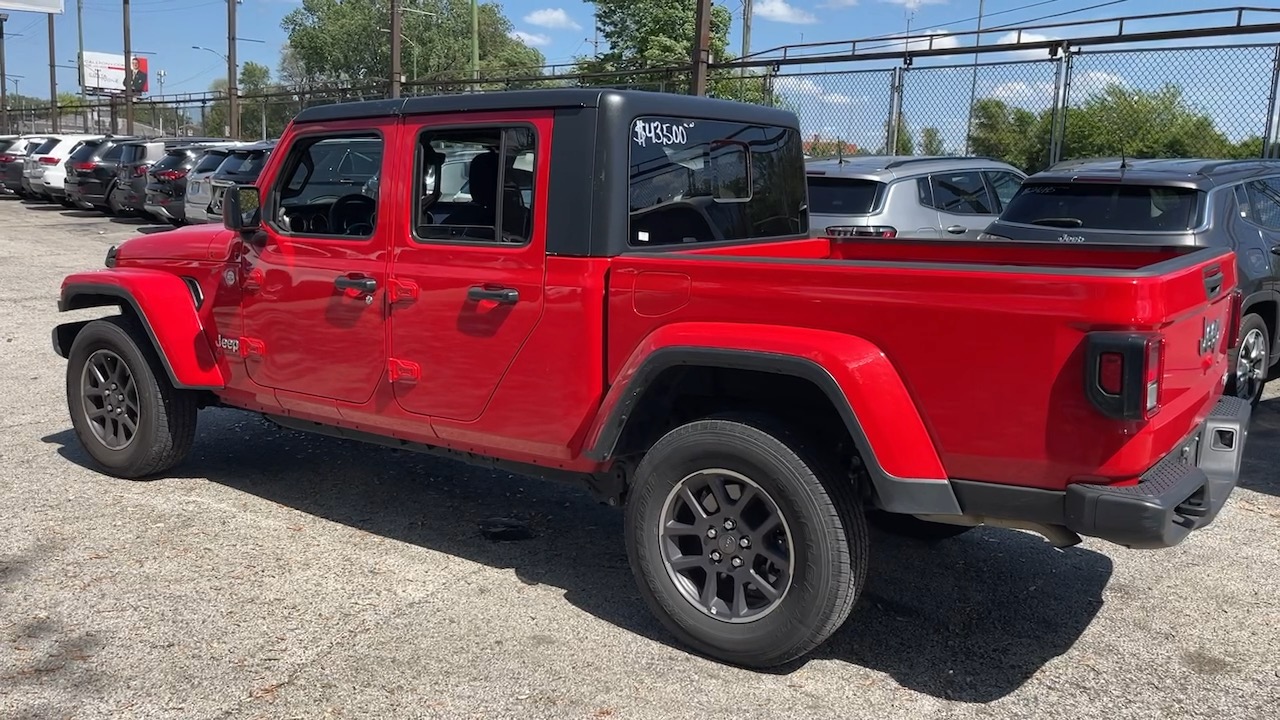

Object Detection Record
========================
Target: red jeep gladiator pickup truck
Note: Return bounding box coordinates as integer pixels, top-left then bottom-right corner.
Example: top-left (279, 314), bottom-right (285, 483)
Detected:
top-left (53, 89), bottom-right (1251, 667)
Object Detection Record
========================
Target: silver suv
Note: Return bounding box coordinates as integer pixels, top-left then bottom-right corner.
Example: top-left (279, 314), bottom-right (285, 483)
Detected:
top-left (805, 155), bottom-right (1026, 240)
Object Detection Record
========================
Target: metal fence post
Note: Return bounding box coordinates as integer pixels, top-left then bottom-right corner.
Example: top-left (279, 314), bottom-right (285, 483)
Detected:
top-left (887, 66), bottom-right (905, 156)
top-left (1263, 44), bottom-right (1280, 159)
top-left (1048, 47), bottom-right (1074, 167)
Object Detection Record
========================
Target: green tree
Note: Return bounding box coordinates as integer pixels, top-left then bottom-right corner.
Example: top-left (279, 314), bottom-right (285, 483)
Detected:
top-left (967, 97), bottom-right (1051, 171)
top-left (875, 116), bottom-right (914, 155)
top-left (281, 0), bottom-right (546, 92)
top-left (920, 126), bottom-right (944, 155)
top-left (573, 0), bottom-right (775, 105)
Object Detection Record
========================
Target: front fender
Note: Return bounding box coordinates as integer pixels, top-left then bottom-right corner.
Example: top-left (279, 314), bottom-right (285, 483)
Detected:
top-left (587, 322), bottom-right (960, 516)
top-left (57, 268), bottom-right (225, 390)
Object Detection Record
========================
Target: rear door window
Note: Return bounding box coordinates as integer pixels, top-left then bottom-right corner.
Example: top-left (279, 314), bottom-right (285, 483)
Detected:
top-left (806, 177), bottom-right (884, 215)
top-left (1244, 178), bottom-right (1280, 230)
top-left (927, 171), bottom-right (995, 215)
top-left (1000, 182), bottom-right (1202, 231)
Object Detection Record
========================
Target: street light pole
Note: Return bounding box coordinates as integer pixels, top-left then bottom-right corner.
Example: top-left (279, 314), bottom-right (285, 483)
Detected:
top-left (964, 0), bottom-right (986, 155)
top-left (47, 14), bottom-right (58, 132)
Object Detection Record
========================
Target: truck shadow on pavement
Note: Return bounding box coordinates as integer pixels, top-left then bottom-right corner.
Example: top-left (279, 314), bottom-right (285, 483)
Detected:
top-left (1239, 397), bottom-right (1280, 496)
top-left (42, 410), bottom-right (1115, 703)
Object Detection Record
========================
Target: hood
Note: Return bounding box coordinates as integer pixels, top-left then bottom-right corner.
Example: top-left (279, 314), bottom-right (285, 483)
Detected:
top-left (114, 224), bottom-right (238, 264)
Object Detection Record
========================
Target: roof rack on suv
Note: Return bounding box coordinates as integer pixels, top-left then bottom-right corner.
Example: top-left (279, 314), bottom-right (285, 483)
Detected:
top-left (880, 155), bottom-right (997, 169)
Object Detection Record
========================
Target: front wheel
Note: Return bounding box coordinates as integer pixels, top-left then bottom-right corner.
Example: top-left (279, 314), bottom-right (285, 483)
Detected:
top-left (66, 315), bottom-right (198, 478)
top-left (625, 414), bottom-right (868, 668)
top-left (1228, 313), bottom-right (1270, 408)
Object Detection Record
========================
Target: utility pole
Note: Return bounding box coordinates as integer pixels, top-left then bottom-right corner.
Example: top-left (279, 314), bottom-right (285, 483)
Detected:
top-left (123, 0), bottom-right (134, 134)
top-left (77, 0), bottom-right (90, 131)
top-left (389, 0), bottom-right (402, 98)
top-left (690, 0), bottom-right (712, 95)
top-left (48, 14), bottom-right (58, 132)
top-left (0, 14), bottom-right (8, 136)
top-left (470, 0), bottom-right (478, 92)
top-left (741, 0), bottom-right (752, 77)
top-left (228, 0), bottom-right (239, 139)
top-left (156, 68), bottom-right (165, 133)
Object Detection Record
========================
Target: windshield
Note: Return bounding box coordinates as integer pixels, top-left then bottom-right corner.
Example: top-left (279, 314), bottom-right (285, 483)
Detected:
top-left (193, 150), bottom-right (229, 173)
top-left (806, 177), bottom-right (884, 215)
top-left (152, 151), bottom-right (190, 172)
top-left (1000, 182), bottom-right (1202, 232)
top-left (68, 141), bottom-right (104, 162)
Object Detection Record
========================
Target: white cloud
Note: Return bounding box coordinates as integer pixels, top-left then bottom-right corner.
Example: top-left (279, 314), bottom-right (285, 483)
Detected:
top-left (988, 71), bottom-right (1127, 108)
top-left (775, 76), bottom-right (862, 105)
top-left (900, 28), bottom-right (961, 52)
top-left (509, 30), bottom-right (552, 47)
top-left (880, 0), bottom-right (948, 9)
top-left (756, 0), bottom-right (818, 24)
top-left (524, 8), bottom-right (582, 30)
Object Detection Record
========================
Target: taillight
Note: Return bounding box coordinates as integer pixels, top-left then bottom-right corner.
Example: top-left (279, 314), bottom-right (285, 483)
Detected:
top-left (73, 161), bottom-right (98, 172)
top-left (825, 225), bottom-right (898, 239)
top-left (1227, 290), bottom-right (1243, 350)
top-left (0, 154), bottom-right (14, 163)
top-left (39, 156), bottom-right (60, 165)
top-left (1085, 332), bottom-right (1164, 421)
top-left (133, 164), bottom-right (150, 177)
top-left (156, 169), bottom-right (188, 181)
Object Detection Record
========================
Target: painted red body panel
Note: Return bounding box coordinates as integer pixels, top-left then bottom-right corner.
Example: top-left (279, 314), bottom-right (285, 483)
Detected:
top-left (60, 267), bottom-right (226, 389)
top-left (587, 319), bottom-right (949, 482)
top-left (57, 112), bottom-right (1237, 497)
top-left (606, 241), bottom-right (1236, 488)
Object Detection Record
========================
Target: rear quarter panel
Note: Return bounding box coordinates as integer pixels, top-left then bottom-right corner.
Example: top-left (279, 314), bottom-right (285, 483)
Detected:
top-left (608, 246), bottom-right (1236, 490)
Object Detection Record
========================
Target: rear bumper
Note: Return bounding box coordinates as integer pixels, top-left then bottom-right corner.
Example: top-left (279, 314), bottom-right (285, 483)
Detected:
top-left (951, 396), bottom-right (1251, 549)
top-left (1064, 395), bottom-right (1250, 549)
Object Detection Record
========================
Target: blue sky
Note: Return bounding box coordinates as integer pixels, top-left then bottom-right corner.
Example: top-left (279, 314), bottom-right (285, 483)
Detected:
top-left (0, 1), bottom-right (1276, 149)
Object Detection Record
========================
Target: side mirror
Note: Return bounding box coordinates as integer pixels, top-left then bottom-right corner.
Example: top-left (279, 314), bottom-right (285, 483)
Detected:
top-left (223, 184), bottom-right (261, 232)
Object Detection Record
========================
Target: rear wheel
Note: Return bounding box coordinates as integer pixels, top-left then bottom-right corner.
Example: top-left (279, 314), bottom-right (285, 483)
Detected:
top-left (1228, 313), bottom-right (1270, 408)
top-left (625, 414), bottom-right (867, 667)
top-left (65, 315), bottom-right (198, 478)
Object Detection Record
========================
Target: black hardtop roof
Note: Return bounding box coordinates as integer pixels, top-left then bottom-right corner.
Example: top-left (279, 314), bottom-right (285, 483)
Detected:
top-left (292, 88), bottom-right (800, 130)
top-left (1031, 157), bottom-right (1280, 188)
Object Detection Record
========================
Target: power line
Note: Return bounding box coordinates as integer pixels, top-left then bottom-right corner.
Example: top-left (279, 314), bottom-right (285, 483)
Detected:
top-left (985, 0), bottom-right (1131, 31)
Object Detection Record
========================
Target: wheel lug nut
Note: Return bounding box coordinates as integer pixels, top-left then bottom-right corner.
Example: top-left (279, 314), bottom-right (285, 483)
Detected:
top-left (739, 537), bottom-right (750, 548)
top-left (723, 519), bottom-right (736, 530)
top-left (731, 556), bottom-right (743, 568)
top-left (116, 408), bottom-right (123, 415)
top-left (710, 550), bottom-right (722, 561)
top-left (706, 527), bottom-right (717, 539)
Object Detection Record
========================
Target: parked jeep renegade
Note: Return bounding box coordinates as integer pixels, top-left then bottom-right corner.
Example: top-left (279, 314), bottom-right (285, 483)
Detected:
top-left (53, 89), bottom-right (1251, 668)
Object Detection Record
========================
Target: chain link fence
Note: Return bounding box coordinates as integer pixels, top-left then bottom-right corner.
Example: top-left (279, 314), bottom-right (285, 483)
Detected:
top-left (4, 39), bottom-right (1279, 172)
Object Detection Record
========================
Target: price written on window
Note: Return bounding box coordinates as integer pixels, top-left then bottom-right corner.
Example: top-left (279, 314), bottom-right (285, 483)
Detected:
top-left (633, 120), bottom-right (694, 148)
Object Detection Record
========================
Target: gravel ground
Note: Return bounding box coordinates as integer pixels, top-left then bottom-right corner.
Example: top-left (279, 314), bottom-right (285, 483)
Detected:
top-left (2, 195), bottom-right (1278, 720)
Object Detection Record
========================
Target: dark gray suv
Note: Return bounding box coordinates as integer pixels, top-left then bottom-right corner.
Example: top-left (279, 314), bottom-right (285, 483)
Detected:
top-left (983, 157), bottom-right (1280, 406)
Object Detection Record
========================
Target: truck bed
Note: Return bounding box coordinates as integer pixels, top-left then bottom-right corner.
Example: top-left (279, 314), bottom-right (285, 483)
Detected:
top-left (609, 236), bottom-right (1237, 491)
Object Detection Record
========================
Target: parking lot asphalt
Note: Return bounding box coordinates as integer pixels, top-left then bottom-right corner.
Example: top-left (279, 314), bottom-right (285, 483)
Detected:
top-left (1, 196), bottom-right (1278, 720)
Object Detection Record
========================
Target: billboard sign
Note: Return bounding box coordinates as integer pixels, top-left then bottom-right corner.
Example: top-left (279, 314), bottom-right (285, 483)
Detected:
top-left (81, 51), bottom-right (149, 95)
top-left (0, 1), bottom-right (65, 12)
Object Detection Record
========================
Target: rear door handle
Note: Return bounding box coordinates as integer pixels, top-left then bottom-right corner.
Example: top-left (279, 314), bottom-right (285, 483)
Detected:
top-left (467, 285), bottom-right (519, 304)
top-left (1271, 244), bottom-right (1280, 257)
top-left (945, 225), bottom-right (967, 234)
top-left (334, 275), bottom-right (377, 293)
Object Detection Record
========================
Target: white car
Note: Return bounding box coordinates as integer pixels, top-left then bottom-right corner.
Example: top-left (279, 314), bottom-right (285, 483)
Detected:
top-left (26, 134), bottom-right (103, 203)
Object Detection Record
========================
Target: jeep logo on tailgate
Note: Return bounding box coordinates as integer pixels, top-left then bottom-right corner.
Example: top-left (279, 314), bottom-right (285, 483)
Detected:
top-left (1199, 317), bottom-right (1222, 355)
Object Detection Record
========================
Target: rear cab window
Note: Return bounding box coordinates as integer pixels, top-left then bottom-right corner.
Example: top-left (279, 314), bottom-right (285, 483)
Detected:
top-left (628, 117), bottom-right (808, 246)
top-left (1000, 182), bottom-right (1203, 232)
top-left (68, 141), bottom-right (104, 163)
top-left (32, 138), bottom-right (59, 155)
top-left (152, 151), bottom-right (191, 173)
top-left (193, 150), bottom-right (229, 174)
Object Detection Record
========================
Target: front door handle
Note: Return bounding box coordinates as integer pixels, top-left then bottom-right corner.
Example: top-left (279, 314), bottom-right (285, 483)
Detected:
top-left (467, 285), bottom-right (519, 304)
top-left (335, 275), bottom-right (377, 293)
top-left (945, 225), bottom-right (967, 234)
